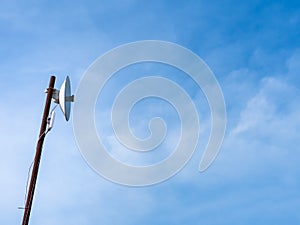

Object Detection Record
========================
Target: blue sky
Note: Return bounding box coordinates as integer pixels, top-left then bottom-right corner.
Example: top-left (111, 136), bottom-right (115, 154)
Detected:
top-left (1, 0), bottom-right (300, 224)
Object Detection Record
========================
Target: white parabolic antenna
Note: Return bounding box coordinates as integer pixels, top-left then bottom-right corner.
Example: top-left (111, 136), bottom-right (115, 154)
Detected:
top-left (58, 76), bottom-right (74, 121)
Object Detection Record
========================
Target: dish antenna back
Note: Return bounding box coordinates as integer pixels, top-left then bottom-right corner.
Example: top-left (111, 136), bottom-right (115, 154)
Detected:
top-left (52, 76), bottom-right (75, 121)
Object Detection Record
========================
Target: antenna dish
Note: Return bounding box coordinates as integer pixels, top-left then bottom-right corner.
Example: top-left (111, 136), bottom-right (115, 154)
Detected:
top-left (59, 76), bottom-right (74, 121)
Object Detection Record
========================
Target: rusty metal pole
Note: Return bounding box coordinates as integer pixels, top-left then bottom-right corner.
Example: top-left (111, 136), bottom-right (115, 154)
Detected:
top-left (22, 76), bottom-right (56, 225)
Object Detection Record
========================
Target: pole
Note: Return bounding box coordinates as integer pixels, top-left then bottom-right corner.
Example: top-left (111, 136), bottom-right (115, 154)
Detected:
top-left (22, 76), bottom-right (56, 225)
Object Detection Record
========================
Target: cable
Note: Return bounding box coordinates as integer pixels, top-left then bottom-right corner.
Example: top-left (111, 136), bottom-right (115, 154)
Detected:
top-left (24, 161), bottom-right (34, 205)
top-left (20, 104), bottom-right (58, 209)
top-left (46, 104), bottom-right (58, 133)
top-left (19, 131), bottom-right (47, 210)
